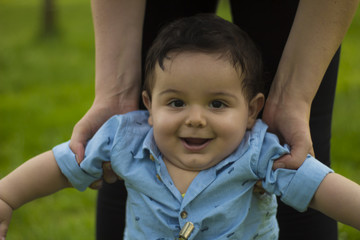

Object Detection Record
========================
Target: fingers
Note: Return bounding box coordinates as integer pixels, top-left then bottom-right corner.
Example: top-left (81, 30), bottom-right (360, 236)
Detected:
top-left (102, 162), bottom-right (119, 184)
top-left (273, 140), bottom-right (314, 170)
top-left (69, 100), bottom-right (137, 190)
top-left (89, 179), bottom-right (103, 190)
top-left (262, 99), bottom-right (314, 170)
top-left (89, 163), bottom-right (120, 190)
top-left (69, 142), bottom-right (85, 165)
top-left (69, 104), bottom-right (110, 164)
top-left (273, 144), bottom-right (309, 170)
top-left (69, 120), bottom-right (94, 164)
top-left (69, 125), bottom-right (89, 164)
top-left (253, 181), bottom-right (266, 194)
top-left (272, 154), bottom-right (289, 169)
top-left (268, 111), bottom-right (314, 170)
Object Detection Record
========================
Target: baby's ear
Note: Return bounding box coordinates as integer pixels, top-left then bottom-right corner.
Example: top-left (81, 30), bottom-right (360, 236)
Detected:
top-left (142, 91), bottom-right (153, 126)
top-left (247, 93), bottom-right (265, 129)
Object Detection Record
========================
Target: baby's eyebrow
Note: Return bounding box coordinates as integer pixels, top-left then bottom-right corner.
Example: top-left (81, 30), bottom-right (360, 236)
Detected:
top-left (158, 89), bottom-right (239, 101)
top-left (208, 91), bottom-right (238, 100)
top-left (158, 89), bottom-right (182, 96)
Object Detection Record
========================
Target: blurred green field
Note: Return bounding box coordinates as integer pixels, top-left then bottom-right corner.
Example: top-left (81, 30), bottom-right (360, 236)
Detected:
top-left (0, 0), bottom-right (359, 239)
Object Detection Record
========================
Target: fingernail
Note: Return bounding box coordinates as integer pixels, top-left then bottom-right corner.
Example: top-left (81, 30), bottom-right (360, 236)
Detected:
top-left (75, 155), bottom-right (80, 165)
top-left (275, 162), bottom-right (285, 169)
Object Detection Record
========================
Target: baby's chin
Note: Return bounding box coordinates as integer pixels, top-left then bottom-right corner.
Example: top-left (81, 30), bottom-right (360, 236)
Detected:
top-left (174, 156), bottom-right (223, 172)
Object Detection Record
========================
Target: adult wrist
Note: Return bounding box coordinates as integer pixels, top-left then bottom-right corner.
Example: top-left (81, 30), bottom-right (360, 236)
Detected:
top-left (267, 68), bottom-right (314, 116)
top-left (93, 89), bottom-right (139, 115)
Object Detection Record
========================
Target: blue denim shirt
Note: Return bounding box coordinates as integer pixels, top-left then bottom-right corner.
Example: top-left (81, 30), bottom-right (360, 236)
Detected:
top-left (53, 110), bottom-right (333, 240)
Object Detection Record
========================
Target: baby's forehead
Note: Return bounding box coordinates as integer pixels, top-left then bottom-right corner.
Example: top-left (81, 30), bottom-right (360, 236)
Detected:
top-left (144, 49), bottom-right (249, 99)
top-left (160, 50), bottom-right (242, 72)
top-left (151, 51), bottom-right (246, 93)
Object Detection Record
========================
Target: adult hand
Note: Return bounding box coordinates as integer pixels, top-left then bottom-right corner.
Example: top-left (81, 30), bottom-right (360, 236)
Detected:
top-left (71, 0), bottom-right (145, 189)
top-left (261, 0), bottom-right (359, 170)
top-left (262, 97), bottom-right (314, 170)
top-left (0, 199), bottom-right (12, 240)
top-left (69, 97), bottom-right (138, 188)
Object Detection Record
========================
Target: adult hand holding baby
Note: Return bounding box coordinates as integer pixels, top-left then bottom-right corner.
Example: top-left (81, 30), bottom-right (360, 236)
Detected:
top-left (263, 95), bottom-right (314, 170)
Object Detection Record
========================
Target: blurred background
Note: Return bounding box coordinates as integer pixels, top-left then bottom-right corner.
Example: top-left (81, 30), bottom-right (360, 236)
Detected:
top-left (0, 0), bottom-right (359, 239)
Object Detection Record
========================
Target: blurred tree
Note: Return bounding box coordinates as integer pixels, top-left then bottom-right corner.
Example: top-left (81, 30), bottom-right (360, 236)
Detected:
top-left (43, 0), bottom-right (57, 36)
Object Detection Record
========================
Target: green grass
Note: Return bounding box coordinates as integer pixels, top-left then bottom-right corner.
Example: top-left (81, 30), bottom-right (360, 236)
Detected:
top-left (0, 0), bottom-right (359, 239)
top-left (0, 0), bottom-right (97, 239)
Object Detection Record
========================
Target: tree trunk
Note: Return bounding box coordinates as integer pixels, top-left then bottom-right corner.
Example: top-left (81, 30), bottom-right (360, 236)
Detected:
top-left (43, 0), bottom-right (57, 36)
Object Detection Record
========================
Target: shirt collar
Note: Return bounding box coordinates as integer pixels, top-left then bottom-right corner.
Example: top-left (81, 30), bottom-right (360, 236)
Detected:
top-left (214, 120), bottom-right (268, 172)
top-left (133, 128), bottom-right (161, 161)
top-left (213, 131), bottom-right (251, 171)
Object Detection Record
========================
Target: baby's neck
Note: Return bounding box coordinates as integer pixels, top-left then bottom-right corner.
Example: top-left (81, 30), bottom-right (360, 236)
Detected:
top-left (163, 160), bottom-right (199, 195)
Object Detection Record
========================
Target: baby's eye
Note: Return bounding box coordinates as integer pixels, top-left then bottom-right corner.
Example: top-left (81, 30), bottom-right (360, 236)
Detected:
top-left (169, 99), bottom-right (185, 108)
top-left (209, 100), bottom-right (226, 109)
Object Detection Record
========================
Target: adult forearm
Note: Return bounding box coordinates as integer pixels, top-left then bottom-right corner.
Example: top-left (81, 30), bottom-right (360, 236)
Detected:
top-left (91, 0), bottom-right (146, 112)
top-left (0, 151), bottom-right (70, 210)
top-left (268, 0), bottom-right (359, 109)
top-left (264, 0), bottom-right (359, 169)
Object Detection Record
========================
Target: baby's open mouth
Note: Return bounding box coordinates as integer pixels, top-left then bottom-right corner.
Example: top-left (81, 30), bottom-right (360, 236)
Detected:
top-left (181, 138), bottom-right (212, 151)
top-left (184, 138), bottom-right (208, 145)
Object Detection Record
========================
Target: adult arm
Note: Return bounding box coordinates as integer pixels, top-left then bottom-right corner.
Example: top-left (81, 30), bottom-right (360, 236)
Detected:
top-left (69, 0), bottom-right (146, 171)
top-left (310, 173), bottom-right (360, 230)
top-left (263, 0), bottom-right (359, 169)
top-left (0, 151), bottom-right (71, 238)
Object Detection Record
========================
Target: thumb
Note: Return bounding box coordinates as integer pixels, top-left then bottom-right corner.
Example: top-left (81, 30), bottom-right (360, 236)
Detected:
top-left (273, 142), bottom-right (314, 170)
top-left (69, 141), bottom-right (85, 165)
top-left (69, 122), bottom-right (93, 164)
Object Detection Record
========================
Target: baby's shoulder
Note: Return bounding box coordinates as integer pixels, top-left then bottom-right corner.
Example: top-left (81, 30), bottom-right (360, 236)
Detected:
top-left (106, 110), bottom-right (150, 135)
top-left (108, 110), bottom-right (152, 150)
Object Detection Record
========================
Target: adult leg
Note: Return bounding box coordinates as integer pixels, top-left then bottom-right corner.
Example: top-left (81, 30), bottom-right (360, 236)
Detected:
top-left (96, 181), bottom-right (127, 240)
top-left (230, 0), bottom-right (338, 239)
top-left (96, 1), bottom-right (218, 239)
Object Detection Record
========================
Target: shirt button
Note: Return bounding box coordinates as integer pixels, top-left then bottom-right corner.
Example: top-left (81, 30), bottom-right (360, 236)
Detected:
top-left (180, 211), bottom-right (188, 219)
top-left (156, 174), bottom-right (162, 182)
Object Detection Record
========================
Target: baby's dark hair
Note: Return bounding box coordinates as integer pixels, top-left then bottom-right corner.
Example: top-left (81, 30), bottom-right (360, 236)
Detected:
top-left (144, 14), bottom-right (264, 101)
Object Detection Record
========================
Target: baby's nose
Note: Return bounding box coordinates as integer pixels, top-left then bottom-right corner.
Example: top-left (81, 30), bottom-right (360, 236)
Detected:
top-left (185, 107), bottom-right (207, 127)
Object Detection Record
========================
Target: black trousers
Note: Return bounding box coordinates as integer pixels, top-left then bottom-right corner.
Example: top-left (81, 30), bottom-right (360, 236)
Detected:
top-left (96, 1), bottom-right (339, 239)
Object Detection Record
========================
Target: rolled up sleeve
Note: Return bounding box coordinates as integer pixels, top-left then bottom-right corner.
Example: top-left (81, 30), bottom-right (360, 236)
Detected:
top-left (52, 116), bottom-right (120, 191)
top-left (258, 134), bottom-right (333, 212)
top-left (279, 155), bottom-right (333, 212)
top-left (53, 142), bottom-right (101, 191)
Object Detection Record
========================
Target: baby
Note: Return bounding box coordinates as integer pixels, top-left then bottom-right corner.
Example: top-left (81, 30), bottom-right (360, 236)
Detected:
top-left (0, 14), bottom-right (359, 239)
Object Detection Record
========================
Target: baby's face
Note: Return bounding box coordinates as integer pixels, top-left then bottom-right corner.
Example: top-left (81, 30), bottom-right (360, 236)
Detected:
top-left (143, 52), bottom-right (256, 172)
